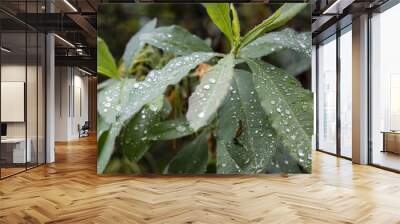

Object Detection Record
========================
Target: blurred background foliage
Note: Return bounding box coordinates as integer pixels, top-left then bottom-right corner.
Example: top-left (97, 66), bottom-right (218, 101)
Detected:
top-left (98, 3), bottom-right (311, 88)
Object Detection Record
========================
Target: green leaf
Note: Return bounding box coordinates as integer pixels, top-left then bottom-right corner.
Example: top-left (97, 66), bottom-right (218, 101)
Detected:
top-left (264, 3), bottom-right (308, 33)
top-left (97, 123), bottom-right (123, 174)
top-left (123, 19), bottom-right (157, 73)
top-left (237, 10), bottom-right (280, 50)
top-left (266, 144), bottom-right (306, 173)
top-left (240, 28), bottom-right (311, 59)
top-left (97, 78), bottom-right (119, 91)
top-left (97, 80), bottom-right (124, 124)
top-left (97, 53), bottom-right (217, 172)
top-left (104, 157), bottom-right (122, 174)
top-left (238, 3), bottom-right (307, 49)
top-left (97, 37), bottom-right (119, 79)
top-left (120, 52), bottom-right (219, 123)
top-left (147, 118), bottom-right (194, 141)
top-left (267, 49), bottom-right (311, 76)
top-left (119, 104), bottom-right (162, 162)
top-left (246, 59), bottom-right (313, 172)
top-left (98, 52), bottom-right (218, 125)
top-left (97, 97), bottom-right (163, 174)
top-left (203, 3), bottom-right (233, 45)
top-left (160, 98), bottom-right (173, 119)
top-left (216, 70), bottom-right (278, 174)
top-left (140, 25), bottom-right (212, 56)
top-left (167, 133), bottom-right (209, 174)
top-left (97, 130), bottom-right (108, 155)
top-left (97, 115), bottom-right (110, 141)
top-left (147, 141), bottom-right (178, 174)
top-left (186, 54), bottom-right (235, 131)
top-left (230, 4), bottom-right (241, 45)
top-left (216, 140), bottom-right (240, 173)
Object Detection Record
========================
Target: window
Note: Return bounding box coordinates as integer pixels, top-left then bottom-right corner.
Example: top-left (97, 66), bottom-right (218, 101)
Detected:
top-left (339, 27), bottom-right (352, 158)
top-left (370, 3), bottom-right (400, 171)
top-left (317, 35), bottom-right (337, 154)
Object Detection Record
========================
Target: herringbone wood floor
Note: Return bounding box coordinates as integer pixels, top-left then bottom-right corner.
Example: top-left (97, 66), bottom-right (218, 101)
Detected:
top-left (1, 136), bottom-right (400, 224)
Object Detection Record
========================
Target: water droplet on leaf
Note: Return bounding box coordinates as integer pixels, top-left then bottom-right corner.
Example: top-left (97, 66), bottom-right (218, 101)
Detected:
top-left (176, 125), bottom-right (186, 133)
top-left (198, 112), bottom-right (205, 118)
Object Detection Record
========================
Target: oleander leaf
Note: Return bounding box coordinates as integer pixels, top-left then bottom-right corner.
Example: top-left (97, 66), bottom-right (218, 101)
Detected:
top-left (266, 144), bottom-right (306, 173)
top-left (119, 104), bottom-right (162, 163)
top-left (285, 55), bottom-right (310, 76)
top-left (97, 95), bottom-right (163, 174)
top-left (264, 3), bottom-right (308, 33)
top-left (216, 70), bottom-right (278, 174)
top-left (97, 83), bottom-right (137, 174)
top-left (141, 25), bottom-right (212, 56)
top-left (97, 115), bottom-right (110, 141)
top-left (240, 28), bottom-right (311, 59)
top-left (230, 4), bottom-right (241, 45)
top-left (148, 118), bottom-right (194, 141)
top-left (267, 49), bottom-right (311, 76)
top-left (238, 3), bottom-right (307, 49)
top-left (97, 53), bottom-right (217, 172)
top-left (120, 52), bottom-right (219, 123)
top-left (123, 19), bottom-right (157, 73)
top-left (97, 80), bottom-right (124, 124)
top-left (97, 37), bottom-right (119, 79)
top-left (216, 140), bottom-right (240, 173)
top-left (97, 122), bottom-right (123, 174)
top-left (98, 52), bottom-right (218, 125)
top-left (160, 98), bottom-right (173, 119)
top-left (246, 59), bottom-right (313, 172)
top-left (186, 54), bottom-right (234, 131)
top-left (167, 133), bottom-right (209, 174)
top-left (237, 10), bottom-right (279, 50)
top-left (203, 3), bottom-right (233, 45)
top-left (97, 78), bottom-right (119, 91)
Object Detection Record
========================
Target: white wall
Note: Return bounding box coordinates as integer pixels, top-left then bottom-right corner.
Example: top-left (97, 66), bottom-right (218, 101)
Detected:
top-left (72, 73), bottom-right (89, 138)
top-left (1, 65), bottom-right (36, 138)
top-left (55, 67), bottom-right (89, 141)
top-left (1, 65), bottom-right (26, 140)
top-left (55, 66), bottom-right (69, 141)
top-left (1, 65), bottom-right (26, 135)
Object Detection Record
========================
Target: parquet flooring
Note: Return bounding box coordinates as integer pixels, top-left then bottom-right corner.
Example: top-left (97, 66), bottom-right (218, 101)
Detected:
top-left (1, 136), bottom-right (400, 223)
top-left (1, 167), bottom-right (26, 178)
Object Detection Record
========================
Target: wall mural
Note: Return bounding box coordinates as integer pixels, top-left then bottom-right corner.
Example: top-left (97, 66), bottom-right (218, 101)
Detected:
top-left (97, 3), bottom-right (313, 174)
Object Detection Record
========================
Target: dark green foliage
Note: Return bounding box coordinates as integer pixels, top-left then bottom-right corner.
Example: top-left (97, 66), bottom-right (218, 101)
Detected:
top-left (246, 59), bottom-right (313, 172)
top-left (123, 19), bottom-right (157, 74)
top-left (167, 133), bottom-right (209, 174)
top-left (140, 25), bottom-right (213, 56)
top-left (216, 70), bottom-right (279, 173)
top-left (97, 3), bottom-right (312, 174)
top-left (147, 118), bottom-right (194, 141)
